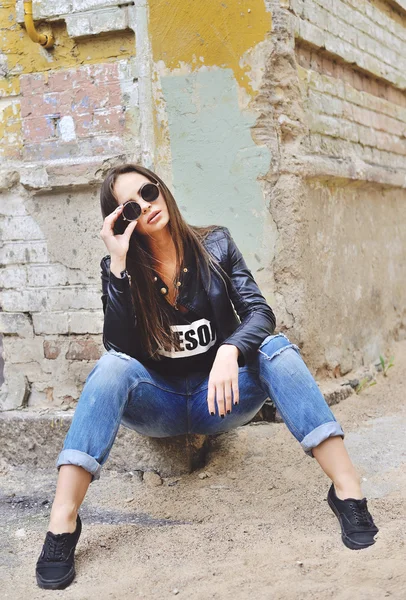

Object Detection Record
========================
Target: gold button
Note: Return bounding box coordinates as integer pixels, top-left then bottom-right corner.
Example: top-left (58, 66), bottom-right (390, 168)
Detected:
top-left (183, 267), bottom-right (188, 273)
top-left (176, 281), bottom-right (181, 287)
top-left (160, 287), bottom-right (167, 294)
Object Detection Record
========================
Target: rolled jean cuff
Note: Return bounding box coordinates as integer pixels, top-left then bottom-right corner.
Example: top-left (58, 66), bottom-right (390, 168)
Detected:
top-left (301, 422), bottom-right (345, 457)
top-left (56, 449), bottom-right (101, 482)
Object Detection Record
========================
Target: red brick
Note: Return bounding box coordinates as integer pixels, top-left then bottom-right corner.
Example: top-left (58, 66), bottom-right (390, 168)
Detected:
top-left (22, 117), bottom-right (55, 142)
top-left (44, 340), bottom-right (62, 359)
top-left (66, 340), bottom-right (100, 361)
top-left (19, 73), bottom-right (48, 96)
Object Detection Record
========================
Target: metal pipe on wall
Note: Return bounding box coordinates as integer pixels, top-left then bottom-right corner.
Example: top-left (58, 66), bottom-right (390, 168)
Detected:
top-left (23, 0), bottom-right (54, 48)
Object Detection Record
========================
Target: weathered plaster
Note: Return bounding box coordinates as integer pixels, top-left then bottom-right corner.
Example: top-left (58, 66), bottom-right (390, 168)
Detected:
top-left (161, 68), bottom-right (275, 272)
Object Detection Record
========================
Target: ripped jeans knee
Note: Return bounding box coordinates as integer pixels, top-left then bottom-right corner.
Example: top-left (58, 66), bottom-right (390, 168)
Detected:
top-left (258, 332), bottom-right (301, 362)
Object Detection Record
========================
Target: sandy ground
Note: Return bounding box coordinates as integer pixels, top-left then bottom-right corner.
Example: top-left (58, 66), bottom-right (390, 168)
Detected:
top-left (1, 341), bottom-right (406, 600)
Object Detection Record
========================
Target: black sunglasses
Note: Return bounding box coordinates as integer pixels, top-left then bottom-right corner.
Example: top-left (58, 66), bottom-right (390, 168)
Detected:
top-left (121, 181), bottom-right (161, 222)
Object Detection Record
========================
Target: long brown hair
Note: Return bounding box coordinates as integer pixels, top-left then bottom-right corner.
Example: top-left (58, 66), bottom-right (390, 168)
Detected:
top-left (100, 163), bottom-right (222, 359)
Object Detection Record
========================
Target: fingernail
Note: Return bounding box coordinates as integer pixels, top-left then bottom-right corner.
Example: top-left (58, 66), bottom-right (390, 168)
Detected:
top-left (220, 414), bottom-right (225, 419)
top-left (227, 410), bottom-right (230, 414)
top-left (234, 402), bottom-right (238, 406)
top-left (210, 412), bottom-right (215, 416)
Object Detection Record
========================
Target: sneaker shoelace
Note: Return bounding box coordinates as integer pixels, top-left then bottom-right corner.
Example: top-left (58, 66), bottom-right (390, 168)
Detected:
top-left (350, 499), bottom-right (374, 528)
top-left (43, 534), bottom-right (69, 562)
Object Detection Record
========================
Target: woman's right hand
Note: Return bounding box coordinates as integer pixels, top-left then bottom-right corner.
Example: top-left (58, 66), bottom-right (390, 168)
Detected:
top-left (99, 205), bottom-right (138, 260)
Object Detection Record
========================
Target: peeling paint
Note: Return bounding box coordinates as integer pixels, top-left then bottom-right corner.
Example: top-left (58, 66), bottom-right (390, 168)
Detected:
top-left (149, 0), bottom-right (271, 95)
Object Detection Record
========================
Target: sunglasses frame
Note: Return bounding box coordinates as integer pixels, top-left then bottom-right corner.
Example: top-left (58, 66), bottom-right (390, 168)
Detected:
top-left (121, 180), bottom-right (161, 222)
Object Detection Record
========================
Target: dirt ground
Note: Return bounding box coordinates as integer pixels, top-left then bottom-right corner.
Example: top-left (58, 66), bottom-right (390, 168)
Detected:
top-left (1, 341), bottom-right (406, 600)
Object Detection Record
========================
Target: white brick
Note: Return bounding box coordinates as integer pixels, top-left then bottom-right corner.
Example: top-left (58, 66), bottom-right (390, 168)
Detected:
top-left (66, 6), bottom-right (128, 37)
top-left (26, 264), bottom-right (92, 287)
top-left (45, 287), bottom-right (101, 311)
top-left (26, 265), bottom-right (65, 287)
top-left (0, 312), bottom-right (34, 337)
top-left (0, 216), bottom-right (44, 242)
top-left (32, 312), bottom-right (69, 335)
top-left (91, 7), bottom-right (128, 33)
top-left (308, 90), bottom-right (344, 117)
top-left (0, 266), bottom-right (27, 289)
top-left (68, 311), bottom-right (103, 334)
top-left (0, 242), bottom-right (48, 265)
top-left (65, 14), bottom-right (91, 37)
top-left (308, 71), bottom-right (345, 99)
top-left (3, 337), bottom-right (44, 363)
top-left (72, 0), bottom-right (124, 10)
top-left (357, 125), bottom-right (377, 148)
top-left (297, 18), bottom-right (326, 48)
top-left (0, 289), bottom-right (49, 312)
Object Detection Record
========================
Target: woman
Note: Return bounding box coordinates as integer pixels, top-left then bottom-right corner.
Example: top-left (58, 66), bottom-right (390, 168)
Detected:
top-left (35, 164), bottom-right (378, 590)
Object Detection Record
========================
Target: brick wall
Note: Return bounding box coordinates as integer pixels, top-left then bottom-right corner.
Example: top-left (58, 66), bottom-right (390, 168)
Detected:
top-left (292, 0), bottom-right (406, 89)
top-left (296, 46), bottom-right (406, 171)
top-left (0, 1), bottom-right (139, 409)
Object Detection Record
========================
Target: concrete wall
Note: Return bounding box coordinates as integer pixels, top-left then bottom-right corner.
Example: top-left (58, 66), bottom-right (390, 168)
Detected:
top-left (0, 0), bottom-right (405, 409)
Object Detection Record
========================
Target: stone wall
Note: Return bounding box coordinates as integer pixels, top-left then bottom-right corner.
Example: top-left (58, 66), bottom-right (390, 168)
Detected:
top-left (0, 0), bottom-right (405, 409)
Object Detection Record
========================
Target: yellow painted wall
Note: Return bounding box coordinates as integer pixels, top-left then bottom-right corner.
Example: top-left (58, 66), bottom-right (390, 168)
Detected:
top-left (149, 0), bottom-right (271, 94)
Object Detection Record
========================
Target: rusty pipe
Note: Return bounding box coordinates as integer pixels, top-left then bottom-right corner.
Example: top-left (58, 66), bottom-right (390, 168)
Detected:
top-left (23, 1), bottom-right (54, 48)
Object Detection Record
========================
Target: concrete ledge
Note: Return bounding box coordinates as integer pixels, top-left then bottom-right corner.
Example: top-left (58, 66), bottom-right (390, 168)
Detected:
top-left (0, 410), bottom-right (209, 478)
top-left (288, 155), bottom-right (406, 189)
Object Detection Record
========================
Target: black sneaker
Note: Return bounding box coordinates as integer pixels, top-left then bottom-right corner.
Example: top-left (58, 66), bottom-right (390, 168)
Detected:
top-left (36, 514), bottom-right (82, 589)
top-left (327, 484), bottom-right (379, 550)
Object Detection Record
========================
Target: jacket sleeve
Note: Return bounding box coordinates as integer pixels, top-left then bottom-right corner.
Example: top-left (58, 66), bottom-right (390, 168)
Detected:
top-left (100, 256), bottom-right (142, 358)
top-left (219, 229), bottom-right (276, 365)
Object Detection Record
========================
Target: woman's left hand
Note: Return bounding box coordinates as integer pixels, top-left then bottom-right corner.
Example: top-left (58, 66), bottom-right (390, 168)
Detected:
top-left (207, 345), bottom-right (240, 417)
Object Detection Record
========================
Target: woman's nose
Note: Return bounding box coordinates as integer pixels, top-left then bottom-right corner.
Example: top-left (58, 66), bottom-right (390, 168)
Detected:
top-left (138, 199), bottom-right (152, 214)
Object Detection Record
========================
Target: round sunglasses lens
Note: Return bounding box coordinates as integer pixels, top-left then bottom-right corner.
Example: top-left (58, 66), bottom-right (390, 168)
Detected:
top-left (141, 183), bottom-right (159, 203)
top-left (122, 201), bottom-right (141, 221)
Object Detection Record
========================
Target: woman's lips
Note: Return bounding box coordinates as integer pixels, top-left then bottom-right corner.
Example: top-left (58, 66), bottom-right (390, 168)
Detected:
top-left (148, 210), bottom-right (162, 224)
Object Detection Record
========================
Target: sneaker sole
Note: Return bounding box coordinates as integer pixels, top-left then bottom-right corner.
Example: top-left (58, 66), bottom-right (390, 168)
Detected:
top-left (36, 566), bottom-right (75, 590)
top-left (327, 495), bottom-right (376, 551)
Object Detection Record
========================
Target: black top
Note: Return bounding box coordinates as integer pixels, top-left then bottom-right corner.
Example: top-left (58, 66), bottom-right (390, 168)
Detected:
top-left (143, 244), bottom-right (219, 376)
top-left (143, 303), bottom-right (219, 376)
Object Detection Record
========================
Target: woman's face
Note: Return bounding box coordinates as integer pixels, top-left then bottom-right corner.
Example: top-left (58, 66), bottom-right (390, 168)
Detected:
top-left (113, 171), bottom-right (170, 236)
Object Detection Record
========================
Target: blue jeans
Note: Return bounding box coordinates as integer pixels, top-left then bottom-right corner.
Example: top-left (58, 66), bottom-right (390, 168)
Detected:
top-left (56, 333), bottom-right (344, 481)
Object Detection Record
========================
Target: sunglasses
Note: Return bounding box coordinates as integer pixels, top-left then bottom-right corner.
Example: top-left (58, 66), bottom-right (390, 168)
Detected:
top-left (121, 180), bottom-right (161, 222)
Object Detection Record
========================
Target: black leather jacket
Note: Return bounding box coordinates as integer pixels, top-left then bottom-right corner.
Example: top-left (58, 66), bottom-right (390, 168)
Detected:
top-left (100, 226), bottom-right (276, 367)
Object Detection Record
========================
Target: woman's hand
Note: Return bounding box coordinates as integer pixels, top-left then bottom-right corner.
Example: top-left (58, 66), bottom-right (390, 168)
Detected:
top-left (207, 345), bottom-right (240, 417)
top-left (99, 205), bottom-right (138, 260)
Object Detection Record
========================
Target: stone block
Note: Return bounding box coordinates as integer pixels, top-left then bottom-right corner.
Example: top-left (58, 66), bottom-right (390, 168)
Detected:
top-left (68, 311), bottom-right (103, 334)
top-left (0, 367), bottom-right (30, 410)
top-left (0, 312), bottom-right (34, 337)
top-left (43, 340), bottom-right (63, 359)
top-left (0, 410), bottom-right (210, 478)
top-left (32, 287), bottom-right (100, 312)
top-left (0, 242), bottom-right (48, 266)
top-left (0, 266), bottom-right (27, 289)
top-left (33, 312), bottom-right (69, 335)
top-left (72, 0), bottom-right (125, 10)
top-left (2, 337), bottom-right (44, 364)
top-left (0, 216), bottom-right (45, 243)
top-left (26, 264), bottom-right (69, 287)
top-left (91, 7), bottom-right (128, 35)
top-left (65, 14), bottom-right (92, 37)
top-left (66, 339), bottom-right (101, 361)
top-left (1, 289), bottom-right (48, 312)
